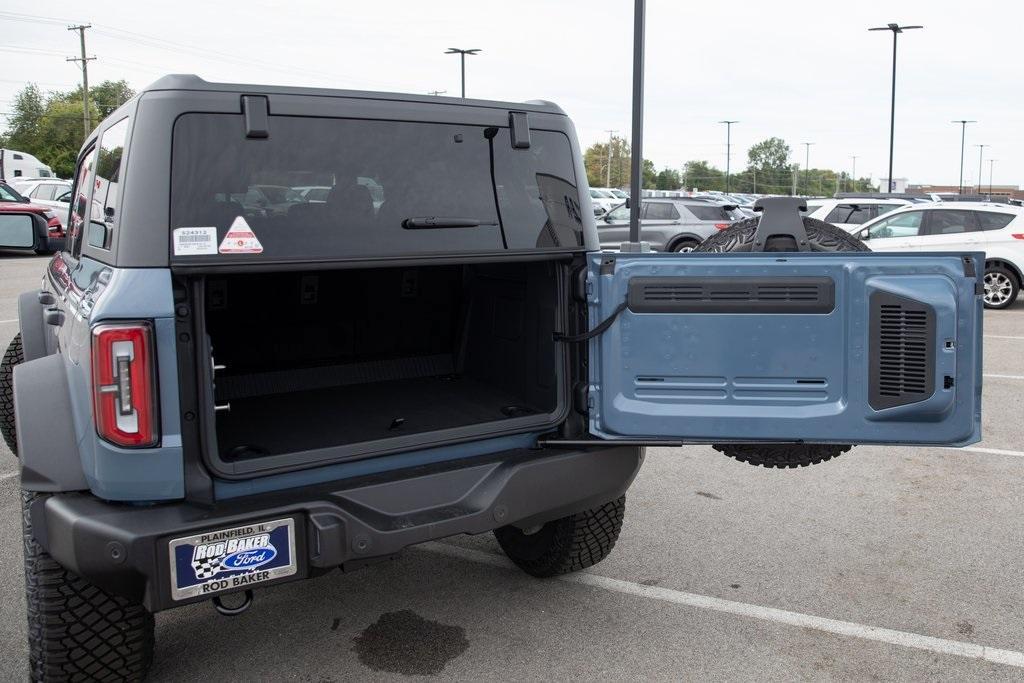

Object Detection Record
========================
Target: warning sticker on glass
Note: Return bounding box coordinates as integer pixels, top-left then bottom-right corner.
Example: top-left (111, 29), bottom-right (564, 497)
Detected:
top-left (219, 216), bottom-right (264, 254)
top-left (173, 227), bottom-right (218, 255)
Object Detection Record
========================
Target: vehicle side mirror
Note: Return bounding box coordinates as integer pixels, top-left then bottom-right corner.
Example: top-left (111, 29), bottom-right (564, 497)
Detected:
top-left (57, 192), bottom-right (71, 203)
top-left (18, 196), bottom-right (30, 203)
top-left (624, 197), bottom-right (631, 209)
top-left (0, 213), bottom-right (36, 248)
top-left (859, 229), bottom-right (870, 240)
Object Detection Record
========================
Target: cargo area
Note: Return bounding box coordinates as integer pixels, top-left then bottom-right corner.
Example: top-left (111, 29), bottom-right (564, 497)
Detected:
top-left (199, 261), bottom-right (566, 473)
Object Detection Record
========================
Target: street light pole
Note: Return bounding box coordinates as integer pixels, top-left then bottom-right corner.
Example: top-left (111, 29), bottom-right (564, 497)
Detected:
top-left (851, 155), bottom-right (858, 192)
top-left (604, 129), bottom-right (618, 187)
top-left (627, 0), bottom-right (646, 246)
top-left (801, 142), bottom-right (814, 193)
top-left (951, 120), bottom-right (975, 194)
top-left (869, 23), bottom-right (922, 192)
top-left (974, 144), bottom-right (987, 194)
top-left (719, 120), bottom-right (737, 193)
top-left (988, 159), bottom-right (996, 196)
top-left (444, 48), bottom-right (481, 98)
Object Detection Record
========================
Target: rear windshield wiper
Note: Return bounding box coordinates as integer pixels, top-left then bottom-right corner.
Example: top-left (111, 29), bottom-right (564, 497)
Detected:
top-left (401, 217), bottom-right (497, 229)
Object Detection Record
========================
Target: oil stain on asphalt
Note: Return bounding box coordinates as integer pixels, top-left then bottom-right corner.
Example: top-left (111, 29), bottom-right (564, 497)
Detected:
top-left (352, 609), bottom-right (469, 675)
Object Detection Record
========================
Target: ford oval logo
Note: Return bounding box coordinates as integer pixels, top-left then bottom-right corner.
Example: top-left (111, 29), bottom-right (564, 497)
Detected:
top-left (220, 546), bottom-right (277, 571)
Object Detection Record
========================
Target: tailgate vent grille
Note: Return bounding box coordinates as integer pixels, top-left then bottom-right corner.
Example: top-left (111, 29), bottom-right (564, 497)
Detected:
top-left (869, 292), bottom-right (936, 410)
top-left (628, 277), bottom-right (834, 313)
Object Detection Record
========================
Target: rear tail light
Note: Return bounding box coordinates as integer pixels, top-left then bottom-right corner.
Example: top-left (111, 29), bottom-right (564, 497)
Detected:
top-left (91, 323), bottom-right (159, 447)
top-left (714, 223), bottom-right (729, 230)
top-left (1012, 233), bottom-right (1024, 240)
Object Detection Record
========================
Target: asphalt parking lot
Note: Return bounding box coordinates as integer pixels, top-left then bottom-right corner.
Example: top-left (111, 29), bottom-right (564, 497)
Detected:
top-left (0, 253), bottom-right (1022, 681)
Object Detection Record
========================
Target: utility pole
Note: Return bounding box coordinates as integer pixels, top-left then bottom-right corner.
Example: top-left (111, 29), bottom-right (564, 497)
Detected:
top-left (444, 48), bottom-right (481, 98)
top-left (427, 90), bottom-right (447, 96)
top-left (951, 119), bottom-right (975, 194)
top-left (851, 155), bottom-right (858, 192)
top-left (67, 24), bottom-right (96, 137)
top-left (719, 120), bottom-right (738, 193)
top-left (604, 129), bottom-right (618, 187)
top-left (974, 144), bottom-right (987, 194)
top-left (869, 23), bottom-right (922, 191)
top-left (988, 158), bottom-right (996, 196)
top-left (801, 142), bottom-right (814, 194)
top-left (752, 167), bottom-right (757, 193)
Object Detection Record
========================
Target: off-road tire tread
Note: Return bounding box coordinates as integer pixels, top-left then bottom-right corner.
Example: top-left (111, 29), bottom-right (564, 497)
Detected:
top-left (1, 333), bottom-right (23, 455)
top-left (22, 490), bottom-right (154, 682)
top-left (494, 496), bottom-right (625, 577)
top-left (695, 216), bottom-right (870, 253)
top-left (712, 443), bottom-right (852, 469)
top-left (697, 216), bottom-right (863, 468)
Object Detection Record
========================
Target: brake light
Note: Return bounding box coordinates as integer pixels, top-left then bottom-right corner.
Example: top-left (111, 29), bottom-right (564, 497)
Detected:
top-left (715, 223), bottom-right (729, 230)
top-left (1012, 233), bottom-right (1024, 240)
top-left (91, 323), bottom-right (159, 447)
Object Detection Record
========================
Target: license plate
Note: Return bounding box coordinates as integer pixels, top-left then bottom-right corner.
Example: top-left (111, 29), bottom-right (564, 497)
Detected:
top-left (168, 518), bottom-right (297, 601)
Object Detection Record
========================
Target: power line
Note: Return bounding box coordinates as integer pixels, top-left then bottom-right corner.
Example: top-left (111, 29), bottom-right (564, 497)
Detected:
top-left (0, 10), bottom-right (425, 92)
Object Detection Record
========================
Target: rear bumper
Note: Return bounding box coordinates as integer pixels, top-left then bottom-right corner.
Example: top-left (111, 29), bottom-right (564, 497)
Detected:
top-left (32, 445), bottom-right (642, 612)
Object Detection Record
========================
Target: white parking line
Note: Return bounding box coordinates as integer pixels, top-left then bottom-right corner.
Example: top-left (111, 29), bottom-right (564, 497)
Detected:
top-left (424, 542), bottom-right (1024, 669)
top-left (986, 335), bottom-right (1024, 341)
top-left (984, 373), bottom-right (1024, 380)
top-left (960, 446), bottom-right (1024, 458)
top-left (0, 471), bottom-right (18, 481)
top-left (0, 319), bottom-right (16, 325)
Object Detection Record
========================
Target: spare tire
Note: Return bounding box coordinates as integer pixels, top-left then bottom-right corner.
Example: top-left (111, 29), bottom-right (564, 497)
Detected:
top-left (694, 216), bottom-right (867, 468)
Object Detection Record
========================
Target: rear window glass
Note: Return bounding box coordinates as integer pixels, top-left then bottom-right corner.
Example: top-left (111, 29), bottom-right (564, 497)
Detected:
top-left (825, 204), bottom-right (872, 225)
top-left (170, 114), bottom-right (583, 259)
top-left (975, 211), bottom-right (1014, 231)
top-left (685, 204), bottom-right (732, 221)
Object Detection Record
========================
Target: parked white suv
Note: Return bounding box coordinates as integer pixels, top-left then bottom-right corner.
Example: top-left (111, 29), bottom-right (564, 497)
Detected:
top-left (809, 197), bottom-right (916, 232)
top-left (588, 188), bottom-right (619, 214)
top-left (10, 178), bottom-right (72, 226)
top-left (853, 203), bottom-right (1024, 309)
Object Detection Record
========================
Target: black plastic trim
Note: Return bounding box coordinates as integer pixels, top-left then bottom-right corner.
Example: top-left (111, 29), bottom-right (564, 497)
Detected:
top-left (627, 276), bottom-right (835, 314)
top-left (869, 291), bottom-right (936, 410)
top-left (35, 445), bottom-right (642, 612)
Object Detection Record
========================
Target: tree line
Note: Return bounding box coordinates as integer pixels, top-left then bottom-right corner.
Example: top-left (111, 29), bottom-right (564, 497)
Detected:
top-left (0, 80), bottom-right (135, 178)
top-left (584, 135), bottom-right (876, 195)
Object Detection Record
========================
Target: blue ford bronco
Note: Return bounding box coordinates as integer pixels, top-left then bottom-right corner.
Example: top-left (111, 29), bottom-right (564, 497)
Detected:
top-left (0, 76), bottom-right (983, 681)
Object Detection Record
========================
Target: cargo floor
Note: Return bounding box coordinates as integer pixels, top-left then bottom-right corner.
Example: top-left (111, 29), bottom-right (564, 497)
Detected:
top-left (215, 375), bottom-right (543, 459)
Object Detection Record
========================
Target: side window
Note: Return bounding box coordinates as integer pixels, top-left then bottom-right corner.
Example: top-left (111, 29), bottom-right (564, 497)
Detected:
top-left (90, 117), bottom-right (129, 249)
top-left (974, 211), bottom-right (1015, 231)
top-left (33, 184), bottom-right (56, 201)
top-left (67, 146), bottom-right (98, 257)
top-left (644, 202), bottom-right (679, 220)
top-left (926, 210), bottom-right (975, 235)
top-left (605, 204), bottom-right (630, 222)
top-left (865, 211), bottom-right (924, 239)
top-left (825, 204), bottom-right (871, 225)
top-left (875, 204), bottom-right (901, 218)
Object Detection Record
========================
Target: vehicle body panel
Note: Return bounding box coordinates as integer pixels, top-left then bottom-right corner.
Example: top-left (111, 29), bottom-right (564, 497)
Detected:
top-left (587, 251), bottom-right (982, 446)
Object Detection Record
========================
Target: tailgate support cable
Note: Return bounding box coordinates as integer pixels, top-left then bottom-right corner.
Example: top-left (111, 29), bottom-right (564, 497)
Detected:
top-left (554, 299), bottom-right (628, 343)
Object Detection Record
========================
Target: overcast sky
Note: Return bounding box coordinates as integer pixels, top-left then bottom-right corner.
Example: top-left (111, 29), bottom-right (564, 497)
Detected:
top-left (2, 0), bottom-right (1020, 188)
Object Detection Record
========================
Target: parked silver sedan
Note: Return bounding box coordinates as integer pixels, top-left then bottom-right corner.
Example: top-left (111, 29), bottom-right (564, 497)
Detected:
top-left (596, 197), bottom-right (745, 251)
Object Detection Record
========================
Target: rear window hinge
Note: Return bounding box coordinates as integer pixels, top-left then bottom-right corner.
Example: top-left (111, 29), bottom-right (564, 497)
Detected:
top-left (241, 95), bottom-right (270, 139)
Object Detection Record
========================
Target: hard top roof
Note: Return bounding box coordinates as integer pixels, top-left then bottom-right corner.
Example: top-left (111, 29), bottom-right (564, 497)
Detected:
top-left (137, 74), bottom-right (567, 115)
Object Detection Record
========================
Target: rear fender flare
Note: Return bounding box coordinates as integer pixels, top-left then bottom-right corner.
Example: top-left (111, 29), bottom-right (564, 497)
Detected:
top-left (18, 290), bottom-right (49, 362)
top-left (14, 354), bottom-right (88, 492)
